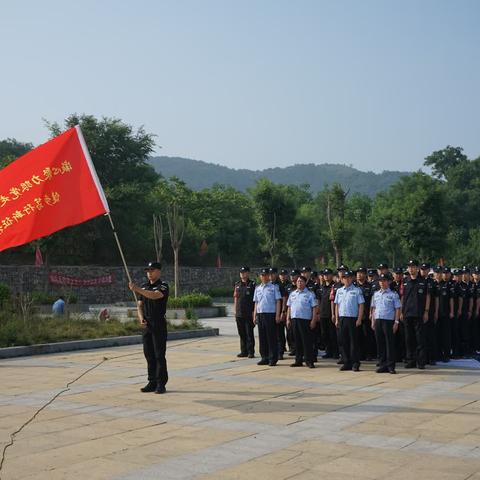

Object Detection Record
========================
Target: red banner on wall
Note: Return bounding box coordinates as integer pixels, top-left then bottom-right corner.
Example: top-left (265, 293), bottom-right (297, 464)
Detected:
top-left (49, 272), bottom-right (114, 286)
top-left (0, 126), bottom-right (109, 252)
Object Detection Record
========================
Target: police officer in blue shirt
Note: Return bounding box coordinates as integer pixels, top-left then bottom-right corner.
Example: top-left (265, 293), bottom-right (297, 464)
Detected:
top-left (334, 270), bottom-right (365, 371)
top-left (371, 274), bottom-right (401, 374)
top-left (253, 268), bottom-right (283, 366)
top-left (286, 275), bottom-right (318, 368)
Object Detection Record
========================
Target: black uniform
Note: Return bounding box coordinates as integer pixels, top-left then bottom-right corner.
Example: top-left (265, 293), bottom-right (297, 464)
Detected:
top-left (457, 280), bottom-right (474, 356)
top-left (285, 282), bottom-right (297, 354)
top-left (436, 279), bottom-right (452, 361)
top-left (234, 279), bottom-right (256, 356)
top-left (140, 279), bottom-right (169, 388)
top-left (391, 279), bottom-right (406, 362)
top-left (274, 279), bottom-right (288, 358)
top-left (402, 275), bottom-right (432, 368)
top-left (355, 280), bottom-right (376, 360)
top-left (318, 282), bottom-right (339, 358)
top-left (473, 282), bottom-right (480, 353)
top-left (421, 274), bottom-right (437, 364)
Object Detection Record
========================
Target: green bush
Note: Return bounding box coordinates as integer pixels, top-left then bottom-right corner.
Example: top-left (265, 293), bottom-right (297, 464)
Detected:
top-left (0, 284), bottom-right (10, 308)
top-left (207, 286), bottom-right (234, 297)
top-left (31, 292), bottom-right (78, 305)
top-left (168, 293), bottom-right (212, 309)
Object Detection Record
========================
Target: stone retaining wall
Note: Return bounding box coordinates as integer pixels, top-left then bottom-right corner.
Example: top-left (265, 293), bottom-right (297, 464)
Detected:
top-left (0, 265), bottom-right (244, 304)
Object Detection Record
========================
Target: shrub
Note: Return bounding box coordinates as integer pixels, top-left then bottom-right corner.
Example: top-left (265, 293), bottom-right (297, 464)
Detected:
top-left (0, 284), bottom-right (10, 308)
top-left (31, 292), bottom-right (78, 305)
top-left (207, 286), bottom-right (234, 297)
top-left (168, 293), bottom-right (212, 309)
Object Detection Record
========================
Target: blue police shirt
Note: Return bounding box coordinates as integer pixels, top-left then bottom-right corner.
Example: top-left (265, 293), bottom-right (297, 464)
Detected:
top-left (334, 284), bottom-right (364, 317)
top-left (253, 282), bottom-right (282, 313)
top-left (372, 288), bottom-right (401, 321)
top-left (52, 298), bottom-right (65, 315)
top-left (287, 288), bottom-right (318, 320)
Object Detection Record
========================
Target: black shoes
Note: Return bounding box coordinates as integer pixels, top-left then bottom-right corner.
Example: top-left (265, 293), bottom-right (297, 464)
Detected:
top-left (278, 354), bottom-right (284, 360)
top-left (237, 353), bottom-right (248, 358)
top-left (257, 359), bottom-right (269, 365)
top-left (140, 382), bottom-right (157, 393)
top-left (290, 362), bottom-right (303, 367)
top-left (352, 364), bottom-right (360, 372)
top-left (376, 366), bottom-right (389, 373)
top-left (155, 385), bottom-right (166, 394)
top-left (340, 364), bottom-right (352, 371)
top-left (248, 353), bottom-right (255, 358)
top-left (389, 368), bottom-right (396, 374)
top-left (306, 362), bottom-right (315, 369)
top-left (269, 361), bottom-right (277, 366)
top-left (337, 358), bottom-right (344, 365)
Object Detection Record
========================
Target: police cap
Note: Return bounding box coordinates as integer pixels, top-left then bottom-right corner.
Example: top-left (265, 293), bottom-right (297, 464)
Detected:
top-left (145, 261), bottom-right (162, 271)
top-left (269, 267), bottom-right (278, 273)
top-left (394, 267), bottom-right (403, 274)
top-left (280, 269), bottom-right (289, 275)
top-left (473, 266), bottom-right (480, 273)
top-left (433, 266), bottom-right (441, 273)
top-left (343, 270), bottom-right (354, 277)
top-left (323, 268), bottom-right (333, 275)
top-left (407, 260), bottom-right (419, 266)
top-left (452, 268), bottom-right (460, 275)
top-left (443, 266), bottom-right (451, 273)
top-left (290, 269), bottom-right (301, 276)
top-left (260, 268), bottom-right (270, 275)
top-left (462, 266), bottom-right (470, 273)
top-left (337, 264), bottom-right (348, 271)
top-left (378, 263), bottom-right (388, 269)
top-left (301, 266), bottom-right (312, 272)
top-left (420, 262), bottom-right (430, 270)
top-left (367, 269), bottom-right (377, 276)
top-left (357, 267), bottom-right (367, 273)
top-left (378, 273), bottom-right (389, 280)
top-left (239, 266), bottom-right (250, 272)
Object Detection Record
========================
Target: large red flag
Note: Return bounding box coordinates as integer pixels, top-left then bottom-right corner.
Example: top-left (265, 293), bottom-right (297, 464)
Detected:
top-left (0, 126), bottom-right (109, 252)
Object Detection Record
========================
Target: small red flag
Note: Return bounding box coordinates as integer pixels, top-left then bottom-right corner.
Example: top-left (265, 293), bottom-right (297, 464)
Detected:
top-left (35, 246), bottom-right (43, 266)
top-left (0, 126), bottom-right (109, 252)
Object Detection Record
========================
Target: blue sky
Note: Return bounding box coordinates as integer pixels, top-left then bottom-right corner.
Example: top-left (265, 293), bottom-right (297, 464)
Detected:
top-left (1, 0), bottom-right (479, 172)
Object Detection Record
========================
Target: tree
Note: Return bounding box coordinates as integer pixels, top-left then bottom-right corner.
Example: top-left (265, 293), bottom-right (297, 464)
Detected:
top-left (0, 139), bottom-right (33, 169)
top-left (424, 145), bottom-right (468, 181)
top-left (153, 214), bottom-right (164, 263)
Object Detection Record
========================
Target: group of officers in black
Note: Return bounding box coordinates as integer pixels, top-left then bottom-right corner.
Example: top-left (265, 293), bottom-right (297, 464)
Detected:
top-left (233, 261), bottom-right (480, 373)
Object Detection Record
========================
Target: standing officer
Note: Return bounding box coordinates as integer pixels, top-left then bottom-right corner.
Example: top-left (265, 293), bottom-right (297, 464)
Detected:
top-left (253, 268), bottom-right (282, 366)
top-left (402, 260), bottom-right (432, 369)
top-left (473, 267), bottom-right (480, 354)
top-left (368, 269), bottom-right (379, 293)
top-left (435, 267), bottom-right (453, 362)
top-left (355, 267), bottom-right (376, 360)
top-left (459, 267), bottom-right (474, 357)
top-left (233, 266), bottom-right (256, 358)
top-left (286, 275), bottom-right (318, 368)
top-left (371, 273), bottom-right (401, 374)
top-left (331, 266), bottom-right (347, 364)
top-left (129, 261), bottom-right (169, 394)
top-left (270, 267), bottom-right (288, 360)
top-left (451, 268), bottom-right (462, 358)
top-left (391, 266), bottom-right (406, 363)
top-left (334, 270), bottom-right (365, 371)
top-left (319, 268), bottom-right (339, 359)
top-left (285, 269), bottom-right (300, 356)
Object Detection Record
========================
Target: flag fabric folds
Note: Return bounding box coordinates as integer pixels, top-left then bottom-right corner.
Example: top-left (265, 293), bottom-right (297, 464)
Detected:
top-left (0, 126), bottom-right (109, 252)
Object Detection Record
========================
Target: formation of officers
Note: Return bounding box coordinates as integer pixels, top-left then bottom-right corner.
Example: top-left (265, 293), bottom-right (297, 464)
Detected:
top-left (233, 262), bottom-right (480, 374)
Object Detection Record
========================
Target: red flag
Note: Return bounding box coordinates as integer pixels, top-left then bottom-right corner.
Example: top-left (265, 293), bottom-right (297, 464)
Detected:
top-left (216, 253), bottom-right (222, 268)
top-left (35, 246), bottom-right (43, 266)
top-left (0, 126), bottom-right (109, 252)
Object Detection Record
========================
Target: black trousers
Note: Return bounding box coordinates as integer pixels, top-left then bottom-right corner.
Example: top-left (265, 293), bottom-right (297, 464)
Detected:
top-left (451, 314), bottom-right (461, 357)
top-left (404, 316), bottom-right (426, 366)
top-left (312, 322), bottom-right (321, 359)
top-left (277, 322), bottom-right (287, 356)
top-left (361, 319), bottom-right (377, 360)
top-left (293, 318), bottom-right (314, 364)
top-left (286, 323), bottom-right (296, 353)
top-left (375, 319), bottom-right (395, 369)
top-left (257, 313), bottom-right (278, 363)
top-left (339, 316), bottom-right (360, 367)
top-left (436, 315), bottom-right (451, 360)
top-left (459, 312), bottom-right (472, 355)
top-left (425, 319), bottom-right (437, 363)
top-left (320, 316), bottom-right (339, 357)
top-left (473, 314), bottom-right (480, 352)
top-left (395, 321), bottom-right (406, 362)
top-left (235, 316), bottom-right (255, 355)
top-left (143, 325), bottom-right (168, 387)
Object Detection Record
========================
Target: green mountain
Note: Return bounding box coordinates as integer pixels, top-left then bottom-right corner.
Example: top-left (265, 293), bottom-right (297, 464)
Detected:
top-left (149, 156), bottom-right (411, 196)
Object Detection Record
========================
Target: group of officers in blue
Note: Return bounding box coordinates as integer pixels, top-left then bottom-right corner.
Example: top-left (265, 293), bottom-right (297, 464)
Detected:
top-left (233, 261), bottom-right (480, 374)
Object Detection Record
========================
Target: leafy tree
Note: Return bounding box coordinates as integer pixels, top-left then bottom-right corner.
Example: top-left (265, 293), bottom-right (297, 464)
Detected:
top-left (424, 145), bottom-right (468, 181)
top-left (0, 139), bottom-right (33, 169)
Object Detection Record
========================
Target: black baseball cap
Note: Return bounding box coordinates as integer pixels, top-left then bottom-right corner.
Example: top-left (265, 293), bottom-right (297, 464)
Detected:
top-left (239, 266), bottom-right (250, 272)
top-left (290, 269), bottom-right (301, 276)
top-left (443, 266), bottom-right (451, 273)
top-left (462, 266), bottom-right (470, 273)
top-left (301, 266), bottom-right (312, 272)
top-left (337, 264), bottom-right (348, 271)
top-left (407, 260), bottom-right (419, 266)
top-left (452, 268), bottom-right (460, 275)
top-left (357, 267), bottom-right (367, 273)
top-left (344, 270), bottom-right (354, 277)
top-left (433, 266), bottom-right (441, 273)
top-left (473, 266), bottom-right (480, 273)
top-left (269, 267), bottom-right (278, 274)
top-left (280, 269), bottom-right (289, 275)
top-left (260, 268), bottom-right (270, 275)
top-left (378, 263), bottom-right (388, 269)
top-left (379, 273), bottom-right (389, 280)
top-left (367, 269), bottom-right (377, 276)
top-left (323, 268), bottom-right (333, 275)
top-left (394, 267), bottom-right (404, 274)
top-left (420, 262), bottom-right (430, 270)
top-left (145, 261), bottom-right (162, 271)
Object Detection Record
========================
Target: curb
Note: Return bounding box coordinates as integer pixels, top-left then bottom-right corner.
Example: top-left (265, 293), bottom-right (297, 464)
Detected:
top-left (0, 328), bottom-right (220, 359)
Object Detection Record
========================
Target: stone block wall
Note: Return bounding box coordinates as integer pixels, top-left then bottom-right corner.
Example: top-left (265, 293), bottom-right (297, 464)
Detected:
top-left (0, 265), bottom-right (245, 304)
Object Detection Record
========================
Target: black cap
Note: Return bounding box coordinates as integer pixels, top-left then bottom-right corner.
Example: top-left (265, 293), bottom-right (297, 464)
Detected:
top-left (357, 267), bottom-right (367, 273)
top-left (433, 266), bottom-right (441, 273)
top-left (290, 269), bottom-right (301, 276)
top-left (145, 261), bottom-right (162, 271)
top-left (420, 262), bottom-right (430, 270)
top-left (337, 264), bottom-right (348, 271)
top-left (394, 267), bottom-right (404, 274)
top-left (280, 269), bottom-right (289, 275)
top-left (269, 267), bottom-right (278, 274)
top-left (239, 266), bottom-right (250, 272)
top-left (378, 263), bottom-right (388, 269)
top-left (301, 266), bottom-right (312, 272)
top-left (367, 269), bottom-right (377, 276)
top-left (312, 271), bottom-right (318, 277)
top-left (323, 268), bottom-right (333, 275)
top-left (462, 266), bottom-right (470, 273)
top-left (344, 270), bottom-right (354, 277)
top-left (260, 268), bottom-right (270, 275)
top-left (473, 266), bottom-right (480, 273)
top-left (379, 273), bottom-right (389, 280)
top-left (407, 260), bottom-right (419, 266)
top-left (452, 268), bottom-right (460, 275)
top-left (443, 266), bottom-right (451, 273)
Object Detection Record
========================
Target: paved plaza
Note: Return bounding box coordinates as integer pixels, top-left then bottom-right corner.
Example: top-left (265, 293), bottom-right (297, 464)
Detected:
top-left (1, 317), bottom-right (480, 479)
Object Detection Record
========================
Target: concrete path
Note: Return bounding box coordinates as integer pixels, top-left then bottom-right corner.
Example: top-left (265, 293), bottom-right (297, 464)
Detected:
top-left (0, 321), bottom-right (480, 479)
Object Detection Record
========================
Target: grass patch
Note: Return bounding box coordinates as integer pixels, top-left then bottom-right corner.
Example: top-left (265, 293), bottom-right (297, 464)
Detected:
top-left (168, 293), bottom-right (213, 308)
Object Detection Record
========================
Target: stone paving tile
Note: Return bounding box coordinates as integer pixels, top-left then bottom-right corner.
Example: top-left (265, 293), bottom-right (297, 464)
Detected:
top-left (1, 336), bottom-right (480, 479)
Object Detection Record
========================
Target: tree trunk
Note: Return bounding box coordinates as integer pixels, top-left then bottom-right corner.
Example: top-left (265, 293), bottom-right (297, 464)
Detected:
top-left (173, 247), bottom-right (179, 298)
